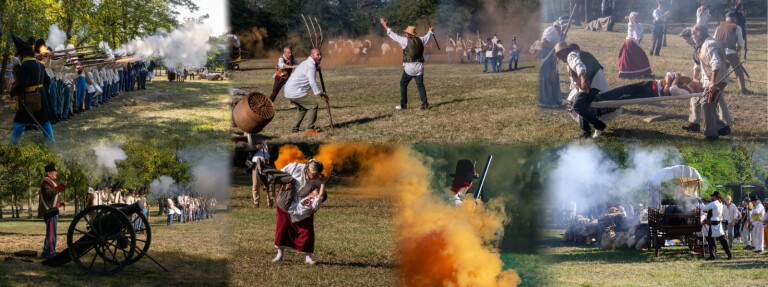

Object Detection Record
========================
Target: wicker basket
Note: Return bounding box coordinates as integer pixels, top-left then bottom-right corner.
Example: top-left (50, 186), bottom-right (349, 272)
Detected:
top-left (233, 92), bottom-right (275, 133)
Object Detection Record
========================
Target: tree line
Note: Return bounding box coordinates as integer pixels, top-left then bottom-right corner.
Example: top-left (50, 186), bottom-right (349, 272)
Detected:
top-left (0, 139), bottom-right (190, 219)
top-left (230, 0), bottom-right (540, 57)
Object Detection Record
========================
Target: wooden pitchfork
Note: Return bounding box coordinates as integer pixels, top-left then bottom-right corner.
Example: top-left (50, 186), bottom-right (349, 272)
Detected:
top-left (301, 15), bottom-right (334, 132)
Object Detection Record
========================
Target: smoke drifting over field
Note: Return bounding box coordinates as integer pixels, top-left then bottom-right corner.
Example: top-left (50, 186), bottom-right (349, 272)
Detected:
top-left (273, 143), bottom-right (520, 286)
top-left (116, 21), bottom-right (213, 68)
top-left (546, 143), bottom-right (684, 215)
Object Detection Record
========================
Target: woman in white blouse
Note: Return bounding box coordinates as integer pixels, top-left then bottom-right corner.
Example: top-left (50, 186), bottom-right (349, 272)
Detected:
top-left (617, 12), bottom-right (652, 78)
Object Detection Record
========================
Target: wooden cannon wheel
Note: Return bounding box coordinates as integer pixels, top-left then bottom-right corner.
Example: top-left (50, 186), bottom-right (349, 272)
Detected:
top-left (67, 205), bottom-right (136, 275)
top-left (110, 203), bottom-right (152, 264)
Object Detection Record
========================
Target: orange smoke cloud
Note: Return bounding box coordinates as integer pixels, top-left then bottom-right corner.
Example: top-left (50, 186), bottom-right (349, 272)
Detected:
top-left (273, 144), bottom-right (307, 170)
top-left (272, 143), bottom-right (520, 286)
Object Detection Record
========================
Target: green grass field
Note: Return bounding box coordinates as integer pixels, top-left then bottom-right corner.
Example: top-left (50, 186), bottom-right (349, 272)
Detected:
top-left (0, 75), bottom-right (231, 151)
top-left (0, 208), bottom-right (231, 286)
top-left (227, 167), bottom-right (396, 286)
top-left (541, 228), bottom-right (768, 286)
top-left (231, 21), bottom-right (766, 145)
top-left (231, 55), bottom-right (541, 144)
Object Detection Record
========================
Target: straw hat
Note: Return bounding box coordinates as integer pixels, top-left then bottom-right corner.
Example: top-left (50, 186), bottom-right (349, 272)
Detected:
top-left (404, 26), bottom-right (418, 36)
top-left (554, 42), bottom-right (570, 55)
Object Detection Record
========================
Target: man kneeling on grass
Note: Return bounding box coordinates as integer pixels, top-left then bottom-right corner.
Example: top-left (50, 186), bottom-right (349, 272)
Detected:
top-left (283, 49), bottom-right (328, 133)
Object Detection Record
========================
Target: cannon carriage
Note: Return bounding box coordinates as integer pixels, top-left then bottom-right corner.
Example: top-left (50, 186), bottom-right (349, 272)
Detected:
top-left (646, 165), bottom-right (705, 257)
top-left (42, 201), bottom-right (165, 275)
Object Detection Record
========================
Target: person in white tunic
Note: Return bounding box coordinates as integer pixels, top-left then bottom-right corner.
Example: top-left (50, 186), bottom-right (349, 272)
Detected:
top-left (722, 195), bottom-right (740, 248)
top-left (380, 18), bottom-right (433, 110)
top-left (698, 191), bottom-right (733, 260)
top-left (696, 3), bottom-right (711, 30)
top-left (283, 49), bottom-right (328, 132)
top-left (749, 195), bottom-right (765, 252)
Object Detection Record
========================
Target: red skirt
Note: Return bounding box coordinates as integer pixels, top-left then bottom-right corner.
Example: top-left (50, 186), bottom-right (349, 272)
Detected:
top-left (617, 39), bottom-right (652, 78)
top-left (274, 206), bottom-right (315, 252)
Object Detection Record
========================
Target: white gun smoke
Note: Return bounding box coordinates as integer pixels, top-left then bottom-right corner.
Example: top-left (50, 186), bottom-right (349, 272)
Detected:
top-left (546, 143), bottom-right (683, 216)
top-left (47, 24), bottom-right (67, 51)
top-left (150, 175), bottom-right (177, 198)
top-left (93, 143), bottom-right (128, 176)
top-left (116, 20), bottom-right (213, 69)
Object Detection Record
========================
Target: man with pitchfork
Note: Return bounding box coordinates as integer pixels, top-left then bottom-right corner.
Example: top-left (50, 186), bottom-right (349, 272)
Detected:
top-left (380, 18), bottom-right (434, 110)
top-left (283, 48), bottom-right (328, 133)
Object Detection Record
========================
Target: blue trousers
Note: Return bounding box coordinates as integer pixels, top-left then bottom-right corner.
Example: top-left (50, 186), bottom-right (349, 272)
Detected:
top-left (62, 84), bottom-right (73, 118)
top-left (55, 81), bottom-right (64, 117)
top-left (508, 53), bottom-right (519, 70)
top-left (477, 53), bottom-right (483, 63)
top-left (168, 213), bottom-right (174, 226)
top-left (484, 57), bottom-right (497, 72)
top-left (76, 77), bottom-right (86, 109)
top-left (86, 92), bottom-right (94, 109)
top-left (48, 84), bottom-right (59, 118)
top-left (424, 54), bottom-right (430, 63)
top-left (42, 215), bottom-right (58, 258)
top-left (11, 121), bottom-right (54, 144)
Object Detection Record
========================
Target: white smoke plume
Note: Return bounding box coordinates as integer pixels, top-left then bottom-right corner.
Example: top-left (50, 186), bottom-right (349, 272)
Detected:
top-left (99, 42), bottom-right (115, 60)
top-left (47, 24), bottom-right (67, 51)
top-left (546, 143), bottom-right (683, 216)
top-left (93, 143), bottom-right (128, 176)
top-left (150, 175), bottom-right (177, 198)
top-left (177, 147), bottom-right (230, 201)
top-left (116, 20), bottom-right (213, 69)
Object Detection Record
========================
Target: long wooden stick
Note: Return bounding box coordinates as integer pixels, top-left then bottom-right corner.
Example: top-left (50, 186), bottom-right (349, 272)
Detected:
top-left (309, 17), bottom-right (319, 48)
top-left (425, 17), bottom-right (440, 50)
top-left (314, 17), bottom-right (323, 49)
top-left (317, 68), bottom-right (334, 132)
top-left (301, 14), bottom-right (316, 48)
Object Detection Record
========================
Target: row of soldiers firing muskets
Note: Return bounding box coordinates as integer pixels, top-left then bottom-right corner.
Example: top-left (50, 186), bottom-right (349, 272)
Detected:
top-left (7, 34), bottom-right (155, 144)
top-left (164, 191), bottom-right (218, 227)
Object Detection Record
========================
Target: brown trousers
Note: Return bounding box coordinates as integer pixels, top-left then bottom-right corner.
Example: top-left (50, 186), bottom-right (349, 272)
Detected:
top-left (269, 77), bottom-right (288, 102)
top-left (724, 53), bottom-right (746, 91)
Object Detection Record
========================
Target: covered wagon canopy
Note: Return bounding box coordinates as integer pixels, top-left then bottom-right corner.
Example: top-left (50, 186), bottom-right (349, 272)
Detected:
top-left (648, 165), bottom-right (703, 210)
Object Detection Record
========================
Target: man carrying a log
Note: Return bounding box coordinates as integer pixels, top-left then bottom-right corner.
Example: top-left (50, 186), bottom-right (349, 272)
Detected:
top-left (283, 48), bottom-right (328, 133)
top-left (270, 47), bottom-right (299, 106)
top-left (380, 18), bottom-right (433, 110)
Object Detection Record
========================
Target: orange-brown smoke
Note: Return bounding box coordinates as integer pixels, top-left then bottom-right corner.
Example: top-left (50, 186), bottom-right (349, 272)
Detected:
top-left (238, 27), bottom-right (269, 58)
top-left (272, 143), bottom-right (520, 286)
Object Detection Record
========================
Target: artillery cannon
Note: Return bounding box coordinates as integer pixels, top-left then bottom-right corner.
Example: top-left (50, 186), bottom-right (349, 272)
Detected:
top-left (42, 201), bottom-right (166, 275)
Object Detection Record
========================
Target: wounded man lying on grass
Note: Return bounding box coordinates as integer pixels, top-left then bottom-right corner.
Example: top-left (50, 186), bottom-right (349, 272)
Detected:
top-left (595, 72), bottom-right (705, 102)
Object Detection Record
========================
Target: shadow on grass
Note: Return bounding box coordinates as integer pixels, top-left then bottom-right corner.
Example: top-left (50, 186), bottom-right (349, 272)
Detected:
top-left (317, 261), bottom-right (395, 268)
top-left (430, 97), bottom-right (480, 109)
top-left (335, 114), bottom-right (392, 128)
top-left (707, 259), bottom-right (768, 270)
top-left (0, 250), bottom-right (229, 285)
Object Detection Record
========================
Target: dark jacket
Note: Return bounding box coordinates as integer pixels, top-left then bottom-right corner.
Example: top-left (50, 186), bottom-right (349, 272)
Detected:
top-left (37, 176), bottom-right (63, 219)
top-left (11, 58), bottom-right (50, 124)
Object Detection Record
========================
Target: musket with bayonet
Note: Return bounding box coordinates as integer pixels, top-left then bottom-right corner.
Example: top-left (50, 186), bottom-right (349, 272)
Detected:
top-left (472, 155), bottom-right (493, 209)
